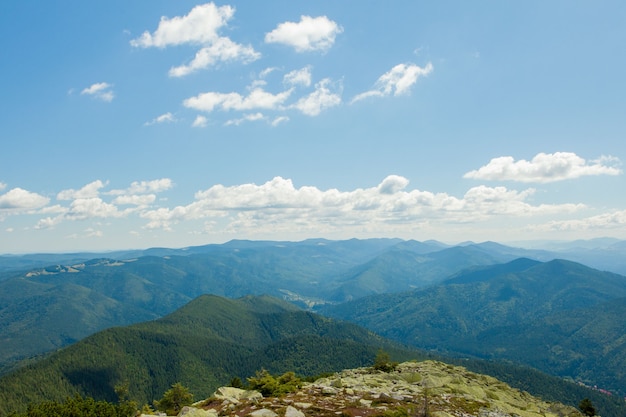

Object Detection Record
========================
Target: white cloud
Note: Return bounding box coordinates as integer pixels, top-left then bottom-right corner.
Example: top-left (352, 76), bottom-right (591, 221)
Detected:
top-left (284, 66), bottom-right (312, 87)
top-left (145, 112), bottom-right (176, 126)
top-left (65, 228), bottom-right (104, 240)
top-left (292, 78), bottom-right (341, 116)
top-left (271, 116), bottom-right (289, 127)
top-left (225, 112), bottom-right (265, 126)
top-left (34, 179), bottom-right (170, 229)
top-left (113, 194), bottom-right (157, 206)
top-left (138, 175), bottom-right (584, 232)
top-left (84, 228), bottom-right (104, 238)
top-left (183, 87), bottom-right (293, 113)
top-left (250, 79), bottom-right (267, 89)
top-left (109, 178), bottom-right (173, 195)
top-left (464, 152), bottom-right (623, 183)
top-left (81, 82), bottom-right (115, 102)
top-left (130, 3), bottom-right (234, 48)
top-left (7, 176), bottom-right (606, 241)
top-left (192, 115), bottom-right (208, 127)
top-left (533, 210), bottom-right (626, 232)
top-left (40, 204), bottom-right (67, 214)
top-left (265, 15), bottom-right (343, 52)
top-left (0, 182), bottom-right (6, 191)
top-left (0, 188), bottom-right (49, 210)
top-left (65, 198), bottom-right (124, 221)
top-left (57, 180), bottom-right (107, 200)
top-left (259, 67), bottom-right (278, 78)
top-left (378, 175), bottom-right (410, 195)
top-left (351, 63), bottom-right (433, 103)
top-left (130, 3), bottom-right (259, 77)
top-left (168, 37), bottom-right (260, 77)
top-left (35, 216), bottom-right (62, 230)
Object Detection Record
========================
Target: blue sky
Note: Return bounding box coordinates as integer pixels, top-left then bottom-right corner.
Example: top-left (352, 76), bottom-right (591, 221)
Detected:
top-left (1, 1), bottom-right (625, 253)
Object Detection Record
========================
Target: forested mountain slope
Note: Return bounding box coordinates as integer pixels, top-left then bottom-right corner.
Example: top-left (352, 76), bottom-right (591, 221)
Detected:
top-left (0, 239), bottom-right (521, 372)
top-left (322, 258), bottom-right (626, 395)
top-left (0, 294), bottom-right (419, 416)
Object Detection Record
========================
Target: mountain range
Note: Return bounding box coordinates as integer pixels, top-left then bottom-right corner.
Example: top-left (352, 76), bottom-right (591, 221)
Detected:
top-left (0, 294), bottom-right (421, 415)
top-left (0, 238), bottom-right (521, 372)
top-left (321, 257), bottom-right (626, 394)
top-left (2, 238), bottom-right (626, 415)
top-left (2, 293), bottom-right (626, 417)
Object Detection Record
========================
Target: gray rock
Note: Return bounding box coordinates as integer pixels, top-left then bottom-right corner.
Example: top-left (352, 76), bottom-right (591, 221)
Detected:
top-left (177, 406), bottom-right (216, 417)
top-left (213, 386), bottom-right (263, 402)
top-left (284, 405), bottom-right (305, 417)
top-left (248, 409), bottom-right (278, 417)
top-left (322, 386), bottom-right (338, 395)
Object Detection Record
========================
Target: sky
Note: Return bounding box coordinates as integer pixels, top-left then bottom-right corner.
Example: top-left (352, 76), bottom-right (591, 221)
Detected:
top-left (1, 1), bottom-right (626, 253)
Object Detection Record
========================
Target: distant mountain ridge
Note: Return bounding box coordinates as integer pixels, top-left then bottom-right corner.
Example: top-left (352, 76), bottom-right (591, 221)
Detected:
top-left (1, 238), bottom-right (626, 375)
top-left (0, 238), bottom-right (512, 372)
top-left (321, 257), bottom-right (626, 395)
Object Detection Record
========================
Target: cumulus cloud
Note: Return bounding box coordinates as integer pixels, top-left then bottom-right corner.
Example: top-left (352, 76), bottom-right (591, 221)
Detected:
top-left (292, 78), bottom-right (341, 116)
top-left (81, 82), bottom-right (115, 102)
top-left (0, 188), bottom-right (49, 210)
top-left (113, 194), bottom-right (157, 206)
top-left (145, 112), bottom-right (176, 126)
top-left (352, 63), bottom-right (433, 103)
top-left (35, 216), bottom-right (62, 230)
top-left (7, 176), bottom-right (611, 241)
top-left (33, 179), bottom-right (172, 229)
top-left (109, 178), bottom-right (173, 195)
top-left (265, 15), bottom-right (343, 52)
top-left (84, 228), bottom-right (104, 238)
top-left (130, 3), bottom-right (234, 47)
top-left (66, 198), bottom-right (124, 221)
top-left (271, 116), bottom-right (289, 127)
top-left (225, 112), bottom-right (265, 126)
top-left (169, 37), bottom-right (260, 77)
top-left (183, 88), bottom-right (293, 113)
top-left (378, 175), bottom-right (410, 195)
top-left (464, 152), bottom-right (623, 183)
top-left (138, 175), bottom-right (584, 232)
top-left (57, 180), bottom-right (106, 200)
top-left (259, 67), bottom-right (278, 78)
top-left (36, 197), bottom-right (124, 229)
top-left (284, 66), bottom-right (312, 87)
top-left (0, 182), bottom-right (6, 191)
top-left (131, 3), bottom-right (259, 76)
top-left (530, 210), bottom-right (626, 234)
top-left (192, 115), bottom-right (208, 127)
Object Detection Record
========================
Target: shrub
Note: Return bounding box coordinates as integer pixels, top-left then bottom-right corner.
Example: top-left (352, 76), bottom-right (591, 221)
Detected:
top-left (154, 382), bottom-right (193, 415)
top-left (247, 369), bottom-right (302, 397)
top-left (373, 349), bottom-right (398, 373)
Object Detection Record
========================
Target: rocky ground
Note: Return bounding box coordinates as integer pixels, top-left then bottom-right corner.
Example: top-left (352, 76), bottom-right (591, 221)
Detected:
top-left (166, 361), bottom-right (584, 417)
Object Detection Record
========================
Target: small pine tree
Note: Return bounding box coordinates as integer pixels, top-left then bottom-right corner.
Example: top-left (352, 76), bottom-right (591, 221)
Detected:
top-left (229, 376), bottom-right (244, 389)
top-left (373, 348), bottom-right (398, 372)
top-left (155, 382), bottom-right (193, 415)
top-left (579, 398), bottom-right (596, 416)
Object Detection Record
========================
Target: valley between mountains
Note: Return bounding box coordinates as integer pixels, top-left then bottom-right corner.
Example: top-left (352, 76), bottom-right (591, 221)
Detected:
top-left (1, 238), bottom-right (626, 416)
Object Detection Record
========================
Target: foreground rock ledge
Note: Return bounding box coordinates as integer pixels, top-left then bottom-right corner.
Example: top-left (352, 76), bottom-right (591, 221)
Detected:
top-left (155, 361), bottom-right (585, 417)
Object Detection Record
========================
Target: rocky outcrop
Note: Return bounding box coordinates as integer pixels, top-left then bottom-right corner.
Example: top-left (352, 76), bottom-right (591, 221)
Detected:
top-left (185, 361), bottom-right (583, 417)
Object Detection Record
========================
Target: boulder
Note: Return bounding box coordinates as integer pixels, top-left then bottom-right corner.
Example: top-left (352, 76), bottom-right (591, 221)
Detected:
top-left (284, 405), bottom-right (305, 417)
top-left (212, 386), bottom-right (263, 403)
top-left (177, 406), bottom-right (217, 417)
top-left (248, 409), bottom-right (278, 417)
